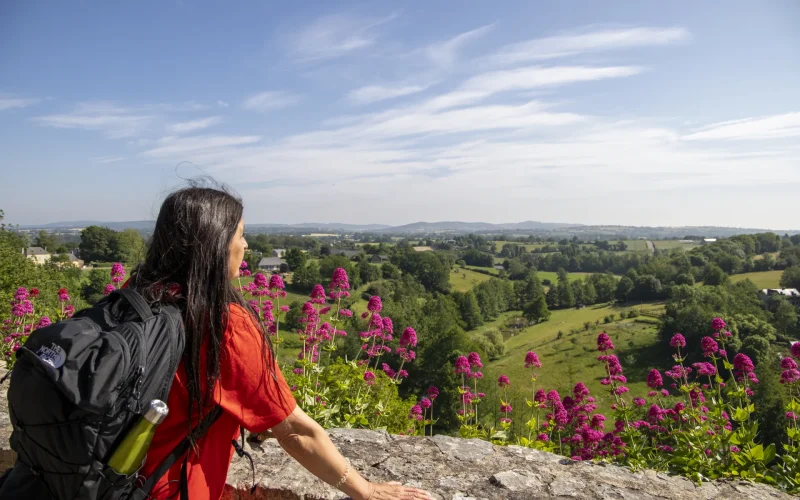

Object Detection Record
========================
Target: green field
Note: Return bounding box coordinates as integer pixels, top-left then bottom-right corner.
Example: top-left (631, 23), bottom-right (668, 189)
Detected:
top-left (465, 265), bottom-right (502, 275)
top-left (450, 268), bottom-right (493, 292)
top-left (621, 240), bottom-right (649, 251)
top-left (476, 303), bottom-right (665, 431)
top-left (536, 271), bottom-right (600, 284)
top-left (652, 240), bottom-right (700, 251)
top-left (730, 270), bottom-right (783, 289)
top-left (493, 241), bottom-right (547, 252)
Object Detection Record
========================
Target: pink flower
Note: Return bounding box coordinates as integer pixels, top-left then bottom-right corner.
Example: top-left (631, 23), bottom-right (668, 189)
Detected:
top-left (419, 397), bottom-right (432, 409)
top-left (780, 369), bottom-right (800, 384)
top-left (29, 288), bottom-right (39, 298)
top-left (792, 342), bottom-right (800, 359)
top-left (787, 412), bottom-right (798, 420)
top-left (239, 260), bottom-right (248, 269)
top-left (648, 404), bottom-right (664, 423)
top-left (597, 332), bottom-right (614, 351)
top-left (669, 333), bottom-right (686, 348)
top-left (340, 309), bottom-right (353, 318)
top-left (367, 296), bottom-right (382, 313)
top-left (330, 268), bottom-right (350, 290)
top-left (397, 369), bottom-right (408, 378)
top-left (64, 305), bottom-right (75, 318)
top-left (467, 351), bottom-right (482, 368)
top-left (614, 386), bottom-right (629, 395)
top-left (537, 433), bottom-right (549, 442)
top-left (57, 288), bottom-right (70, 302)
top-left (733, 353), bottom-right (755, 374)
top-left (665, 365), bottom-right (691, 379)
top-left (500, 403), bottom-right (512, 414)
top-left (363, 371), bottom-right (376, 386)
top-left (279, 305), bottom-right (289, 313)
top-left (14, 287), bottom-right (29, 301)
top-left (711, 317), bottom-right (726, 331)
top-left (103, 284), bottom-right (116, 296)
top-left (534, 389), bottom-right (546, 403)
top-left (524, 351), bottom-right (541, 369)
top-left (381, 363), bottom-right (396, 378)
top-left (701, 336), bottom-right (718, 357)
top-left (730, 446), bottom-right (740, 453)
top-left (253, 273), bottom-right (268, 288)
top-left (427, 386), bottom-right (439, 400)
top-left (400, 327), bottom-right (418, 348)
top-left (37, 316), bottom-right (51, 328)
top-left (782, 357), bottom-right (798, 370)
top-left (310, 284), bottom-right (326, 304)
top-left (409, 405), bottom-right (423, 417)
top-left (269, 274), bottom-right (285, 290)
top-left (647, 369), bottom-right (663, 388)
top-left (573, 382), bottom-right (589, 400)
top-left (633, 398), bottom-right (646, 407)
top-left (692, 362), bottom-right (717, 377)
top-left (498, 375), bottom-right (510, 387)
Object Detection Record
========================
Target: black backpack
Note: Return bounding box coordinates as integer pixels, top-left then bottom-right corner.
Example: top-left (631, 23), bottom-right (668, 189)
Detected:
top-left (0, 289), bottom-right (224, 500)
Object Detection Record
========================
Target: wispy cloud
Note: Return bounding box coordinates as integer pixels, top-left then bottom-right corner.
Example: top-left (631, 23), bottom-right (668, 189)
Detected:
top-left (216, 100), bottom-right (230, 108)
top-left (33, 101), bottom-right (154, 138)
top-left (0, 95), bottom-right (41, 111)
top-left (486, 27), bottom-right (689, 66)
top-left (242, 91), bottom-right (301, 112)
top-left (141, 135), bottom-right (262, 158)
top-left (347, 85), bottom-right (427, 105)
top-left (287, 13), bottom-right (397, 62)
top-left (425, 24), bottom-right (494, 67)
top-left (91, 156), bottom-right (125, 164)
top-left (166, 116), bottom-right (222, 134)
top-left (683, 112), bottom-right (800, 141)
top-left (426, 65), bottom-right (644, 110)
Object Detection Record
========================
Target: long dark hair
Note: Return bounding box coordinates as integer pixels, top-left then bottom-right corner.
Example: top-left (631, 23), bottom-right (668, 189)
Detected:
top-left (130, 183), bottom-right (273, 430)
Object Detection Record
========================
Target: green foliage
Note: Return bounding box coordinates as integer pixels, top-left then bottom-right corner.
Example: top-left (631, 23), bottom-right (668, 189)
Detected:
top-left (291, 260), bottom-right (321, 292)
top-left (780, 266), bottom-right (800, 290)
top-left (704, 263), bottom-right (729, 286)
top-left (82, 268), bottom-right (110, 305)
top-left (394, 250), bottom-right (451, 293)
top-left (454, 290), bottom-right (483, 330)
top-left (285, 248), bottom-right (307, 271)
top-left (79, 226), bottom-right (121, 262)
top-left (615, 276), bottom-right (634, 301)
top-left (381, 262), bottom-right (401, 280)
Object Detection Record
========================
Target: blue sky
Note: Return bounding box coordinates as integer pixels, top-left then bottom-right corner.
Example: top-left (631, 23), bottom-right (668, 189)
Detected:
top-left (1, 0), bottom-right (799, 228)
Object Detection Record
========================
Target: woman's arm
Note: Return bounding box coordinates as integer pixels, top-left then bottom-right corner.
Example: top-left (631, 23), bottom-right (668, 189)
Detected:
top-left (270, 406), bottom-right (431, 500)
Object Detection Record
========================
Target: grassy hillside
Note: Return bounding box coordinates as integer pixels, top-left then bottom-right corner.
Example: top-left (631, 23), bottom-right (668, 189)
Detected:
top-left (730, 270), bottom-right (783, 289)
top-left (450, 268), bottom-right (493, 292)
top-left (476, 303), bottom-right (665, 432)
top-left (653, 240), bottom-right (700, 251)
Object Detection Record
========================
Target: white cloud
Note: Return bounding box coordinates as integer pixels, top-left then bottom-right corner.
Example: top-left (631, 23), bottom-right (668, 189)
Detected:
top-left (425, 24), bottom-right (494, 68)
top-left (166, 116), bottom-right (222, 134)
top-left (347, 85), bottom-right (427, 104)
top-left (91, 156), bottom-right (125, 164)
top-left (683, 112), bottom-right (800, 141)
top-left (487, 27), bottom-right (689, 66)
top-left (33, 101), bottom-right (154, 138)
top-left (0, 95), bottom-right (40, 111)
top-left (217, 100), bottom-right (230, 108)
top-left (141, 135), bottom-right (262, 158)
top-left (287, 13), bottom-right (397, 62)
top-left (242, 91), bottom-right (301, 112)
top-left (426, 65), bottom-right (644, 110)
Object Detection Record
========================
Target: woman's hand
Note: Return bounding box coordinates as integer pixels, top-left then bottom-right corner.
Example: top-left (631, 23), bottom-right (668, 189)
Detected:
top-left (361, 481), bottom-right (432, 500)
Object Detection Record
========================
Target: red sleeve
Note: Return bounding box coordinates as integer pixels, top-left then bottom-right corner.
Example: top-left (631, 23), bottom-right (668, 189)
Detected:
top-left (213, 304), bottom-right (296, 432)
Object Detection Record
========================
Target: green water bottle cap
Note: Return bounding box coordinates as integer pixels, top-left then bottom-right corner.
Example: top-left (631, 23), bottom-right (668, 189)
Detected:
top-left (143, 400), bottom-right (169, 425)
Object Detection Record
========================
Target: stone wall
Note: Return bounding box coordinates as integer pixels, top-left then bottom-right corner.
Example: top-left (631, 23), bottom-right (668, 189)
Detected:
top-left (0, 373), bottom-right (792, 499)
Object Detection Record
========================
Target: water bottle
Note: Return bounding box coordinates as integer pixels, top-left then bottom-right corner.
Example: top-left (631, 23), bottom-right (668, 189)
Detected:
top-left (107, 400), bottom-right (169, 475)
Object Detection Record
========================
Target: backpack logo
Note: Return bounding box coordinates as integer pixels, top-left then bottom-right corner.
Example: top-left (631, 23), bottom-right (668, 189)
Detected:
top-left (37, 344), bottom-right (66, 369)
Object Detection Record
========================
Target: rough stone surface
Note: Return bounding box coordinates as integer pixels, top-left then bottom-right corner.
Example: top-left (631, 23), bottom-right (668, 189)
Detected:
top-left (222, 430), bottom-right (795, 500)
top-left (0, 374), bottom-right (793, 499)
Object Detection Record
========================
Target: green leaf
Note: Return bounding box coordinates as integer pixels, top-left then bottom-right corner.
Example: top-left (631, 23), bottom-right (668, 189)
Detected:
top-left (723, 360), bottom-right (733, 370)
top-left (762, 443), bottom-right (776, 464)
top-left (732, 407), bottom-right (750, 422)
top-left (750, 444), bottom-right (764, 461)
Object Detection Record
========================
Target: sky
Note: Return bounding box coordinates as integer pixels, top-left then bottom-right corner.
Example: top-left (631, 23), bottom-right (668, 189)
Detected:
top-left (1, 0), bottom-right (799, 229)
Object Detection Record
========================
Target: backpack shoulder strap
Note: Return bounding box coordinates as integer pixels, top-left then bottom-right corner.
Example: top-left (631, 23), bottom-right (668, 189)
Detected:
top-left (115, 289), bottom-right (154, 321)
top-left (132, 405), bottom-right (223, 500)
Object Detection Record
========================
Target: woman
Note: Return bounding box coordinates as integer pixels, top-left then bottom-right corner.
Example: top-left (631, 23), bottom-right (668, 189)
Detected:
top-left (132, 185), bottom-right (430, 500)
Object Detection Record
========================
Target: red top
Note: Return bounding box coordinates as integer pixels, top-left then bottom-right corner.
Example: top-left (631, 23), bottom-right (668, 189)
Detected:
top-left (140, 303), bottom-right (296, 500)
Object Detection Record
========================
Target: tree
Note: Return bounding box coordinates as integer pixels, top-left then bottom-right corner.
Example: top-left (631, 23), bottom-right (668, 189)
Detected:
top-left (381, 262), bottom-right (401, 280)
top-left (590, 273), bottom-right (618, 303)
top-left (556, 269), bottom-right (575, 308)
top-left (615, 276), bottom-right (634, 302)
top-left (524, 294), bottom-right (551, 324)
top-left (79, 226), bottom-right (120, 262)
top-left (115, 229), bottom-right (146, 264)
top-left (703, 264), bottom-right (729, 286)
top-left (285, 248), bottom-right (307, 271)
top-left (455, 291), bottom-right (483, 330)
top-left (675, 273), bottom-right (695, 286)
top-left (545, 286), bottom-right (559, 309)
top-left (779, 266), bottom-right (800, 289)
top-left (291, 260), bottom-right (321, 292)
top-left (583, 281), bottom-right (597, 305)
top-left (35, 230), bottom-right (58, 251)
top-left (243, 251), bottom-right (261, 273)
top-left (82, 268), bottom-right (110, 305)
top-left (357, 258), bottom-right (380, 285)
top-left (772, 297), bottom-right (798, 335)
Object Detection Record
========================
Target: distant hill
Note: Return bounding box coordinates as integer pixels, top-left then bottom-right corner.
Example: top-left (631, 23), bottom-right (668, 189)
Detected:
top-left (17, 220), bottom-right (799, 238)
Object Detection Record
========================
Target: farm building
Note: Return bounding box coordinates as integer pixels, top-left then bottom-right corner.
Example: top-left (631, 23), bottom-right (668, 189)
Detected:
top-left (331, 249), bottom-right (363, 260)
top-left (758, 288), bottom-right (800, 306)
top-left (258, 257), bottom-right (286, 272)
top-left (371, 254), bottom-right (390, 264)
top-left (23, 247), bottom-right (51, 264)
top-left (272, 248), bottom-right (286, 258)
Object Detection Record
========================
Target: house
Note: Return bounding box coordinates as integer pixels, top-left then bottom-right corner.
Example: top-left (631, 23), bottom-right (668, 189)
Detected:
top-left (758, 288), bottom-right (800, 306)
top-left (493, 265), bottom-right (505, 271)
top-left (258, 257), bottom-right (287, 272)
top-left (272, 248), bottom-right (286, 258)
top-left (63, 253), bottom-right (85, 268)
top-left (331, 249), bottom-right (363, 260)
top-left (371, 254), bottom-right (389, 264)
top-left (413, 246), bottom-right (433, 252)
top-left (702, 238), bottom-right (717, 245)
top-left (23, 247), bottom-right (51, 264)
